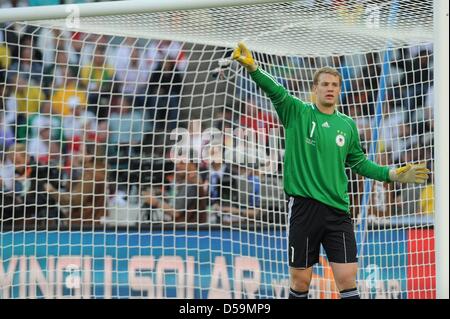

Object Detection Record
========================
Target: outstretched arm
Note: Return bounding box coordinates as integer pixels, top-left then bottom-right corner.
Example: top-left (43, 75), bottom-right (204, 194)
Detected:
top-left (346, 121), bottom-right (429, 184)
top-left (231, 42), bottom-right (307, 127)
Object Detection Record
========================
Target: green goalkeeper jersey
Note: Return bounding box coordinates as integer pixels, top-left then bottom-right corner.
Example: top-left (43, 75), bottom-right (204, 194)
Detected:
top-left (250, 68), bottom-right (391, 213)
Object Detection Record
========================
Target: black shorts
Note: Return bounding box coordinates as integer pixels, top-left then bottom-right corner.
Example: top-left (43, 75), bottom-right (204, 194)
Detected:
top-left (287, 196), bottom-right (357, 268)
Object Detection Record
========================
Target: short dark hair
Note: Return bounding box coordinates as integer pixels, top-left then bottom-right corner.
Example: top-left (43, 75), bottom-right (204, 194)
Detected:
top-left (313, 67), bottom-right (342, 86)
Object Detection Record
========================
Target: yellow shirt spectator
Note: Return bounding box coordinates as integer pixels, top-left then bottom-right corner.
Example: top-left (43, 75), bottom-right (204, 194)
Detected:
top-left (419, 184), bottom-right (434, 215)
top-left (52, 81), bottom-right (88, 116)
top-left (80, 63), bottom-right (114, 91)
top-left (16, 85), bottom-right (46, 115)
top-left (0, 44), bottom-right (11, 70)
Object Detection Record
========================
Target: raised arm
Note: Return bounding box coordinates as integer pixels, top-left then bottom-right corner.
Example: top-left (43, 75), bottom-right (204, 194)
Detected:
top-left (231, 42), bottom-right (307, 127)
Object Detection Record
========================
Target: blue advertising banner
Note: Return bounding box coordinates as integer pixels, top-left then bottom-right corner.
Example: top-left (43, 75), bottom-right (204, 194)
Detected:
top-left (0, 229), bottom-right (288, 299)
top-left (0, 229), bottom-right (408, 299)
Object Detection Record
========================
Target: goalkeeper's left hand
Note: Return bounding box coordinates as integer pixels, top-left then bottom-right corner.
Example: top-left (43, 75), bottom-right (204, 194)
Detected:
top-left (389, 163), bottom-right (430, 184)
top-left (232, 42), bottom-right (258, 72)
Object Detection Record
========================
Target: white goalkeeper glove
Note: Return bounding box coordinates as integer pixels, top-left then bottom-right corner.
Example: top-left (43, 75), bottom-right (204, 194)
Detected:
top-left (389, 163), bottom-right (430, 184)
top-left (231, 42), bottom-right (258, 72)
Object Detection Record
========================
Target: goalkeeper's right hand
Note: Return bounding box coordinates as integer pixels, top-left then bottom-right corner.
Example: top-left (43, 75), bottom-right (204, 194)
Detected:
top-left (232, 42), bottom-right (258, 72)
top-left (389, 163), bottom-right (430, 184)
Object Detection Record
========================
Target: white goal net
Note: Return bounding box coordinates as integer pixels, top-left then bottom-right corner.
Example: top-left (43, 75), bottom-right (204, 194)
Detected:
top-left (0, 0), bottom-right (436, 299)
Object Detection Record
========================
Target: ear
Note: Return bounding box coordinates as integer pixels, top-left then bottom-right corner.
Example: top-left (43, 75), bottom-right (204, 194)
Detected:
top-left (310, 91), bottom-right (317, 103)
top-left (312, 84), bottom-right (317, 96)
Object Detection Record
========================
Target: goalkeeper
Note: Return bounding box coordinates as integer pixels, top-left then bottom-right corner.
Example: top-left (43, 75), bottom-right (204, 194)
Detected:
top-left (232, 42), bottom-right (429, 299)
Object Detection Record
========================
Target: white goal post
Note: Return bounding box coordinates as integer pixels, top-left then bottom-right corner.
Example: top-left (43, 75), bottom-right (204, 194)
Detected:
top-left (433, 0), bottom-right (449, 300)
top-left (0, 0), bottom-right (447, 299)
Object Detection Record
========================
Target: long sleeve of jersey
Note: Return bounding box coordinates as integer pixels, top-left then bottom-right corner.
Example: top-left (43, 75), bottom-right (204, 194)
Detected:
top-left (250, 67), bottom-right (302, 128)
top-left (346, 121), bottom-right (391, 182)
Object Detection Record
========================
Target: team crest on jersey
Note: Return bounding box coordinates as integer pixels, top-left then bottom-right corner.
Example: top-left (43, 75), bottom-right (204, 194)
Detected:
top-left (336, 134), bottom-right (345, 147)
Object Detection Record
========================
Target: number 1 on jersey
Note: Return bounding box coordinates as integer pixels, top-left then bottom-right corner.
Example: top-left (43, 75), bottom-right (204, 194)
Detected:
top-left (310, 121), bottom-right (316, 138)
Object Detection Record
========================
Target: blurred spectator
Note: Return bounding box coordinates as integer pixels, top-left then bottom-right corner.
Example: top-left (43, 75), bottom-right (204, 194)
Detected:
top-left (0, 142), bottom-right (29, 228)
top-left (70, 31), bottom-right (86, 64)
top-left (0, 143), bottom-right (60, 229)
top-left (8, 72), bottom-right (46, 143)
top-left (107, 94), bottom-right (150, 190)
top-left (402, 49), bottom-right (433, 111)
top-left (379, 101), bottom-right (412, 164)
top-left (78, 34), bottom-right (110, 67)
top-left (239, 98), bottom-right (279, 150)
top-left (206, 160), bottom-right (232, 223)
top-left (139, 159), bottom-right (173, 222)
top-left (9, 33), bottom-right (44, 85)
top-left (146, 40), bottom-right (187, 73)
top-left (1, 73), bottom-right (16, 126)
top-left (108, 94), bottom-right (149, 150)
top-left (112, 37), bottom-right (139, 72)
top-left (236, 164), bottom-right (261, 219)
top-left (413, 85), bottom-right (434, 134)
top-left (207, 161), bottom-right (232, 206)
top-left (0, 31), bottom-right (12, 71)
top-left (332, 54), bottom-right (355, 102)
top-left (27, 115), bottom-right (52, 161)
top-left (142, 161), bottom-right (207, 223)
top-left (42, 49), bottom-right (78, 95)
top-left (37, 28), bottom-right (78, 69)
top-left (240, 99), bottom-right (277, 134)
top-left (172, 119), bottom-right (208, 164)
top-left (9, 72), bottom-right (45, 115)
top-left (345, 103), bottom-right (372, 153)
top-left (141, 183), bottom-right (166, 222)
top-left (146, 40), bottom-right (186, 132)
top-left (212, 108), bottom-right (236, 132)
top-left (80, 43), bottom-right (114, 106)
top-left (114, 46), bottom-right (150, 100)
top-left (361, 52), bottom-right (381, 110)
top-left (62, 94), bottom-right (97, 155)
top-left (219, 164), bottom-right (261, 225)
top-left (95, 119), bottom-right (108, 144)
top-left (27, 114), bottom-right (64, 168)
top-left (0, 104), bottom-right (15, 155)
top-left (51, 71), bottom-right (87, 116)
top-left (28, 101), bottom-right (64, 141)
top-left (45, 142), bottom-right (108, 228)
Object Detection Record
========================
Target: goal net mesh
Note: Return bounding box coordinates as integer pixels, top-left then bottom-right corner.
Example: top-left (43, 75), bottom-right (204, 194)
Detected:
top-left (0, 0), bottom-right (435, 299)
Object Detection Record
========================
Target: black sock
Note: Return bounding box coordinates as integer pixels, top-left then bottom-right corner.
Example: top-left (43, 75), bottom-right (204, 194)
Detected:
top-left (289, 288), bottom-right (309, 299)
top-left (340, 288), bottom-right (360, 299)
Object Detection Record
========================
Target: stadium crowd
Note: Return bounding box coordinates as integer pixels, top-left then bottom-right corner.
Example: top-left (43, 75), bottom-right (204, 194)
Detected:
top-left (0, 6), bottom-right (434, 230)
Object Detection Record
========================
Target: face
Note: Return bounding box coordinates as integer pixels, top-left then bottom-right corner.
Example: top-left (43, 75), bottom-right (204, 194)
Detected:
top-left (186, 162), bottom-right (199, 182)
top-left (21, 47), bottom-right (32, 61)
top-left (39, 127), bottom-right (51, 140)
top-left (13, 151), bottom-right (27, 167)
top-left (93, 49), bottom-right (105, 66)
top-left (56, 51), bottom-right (69, 65)
top-left (41, 102), bottom-right (51, 115)
top-left (313, 73), bottom-right (341, 108)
